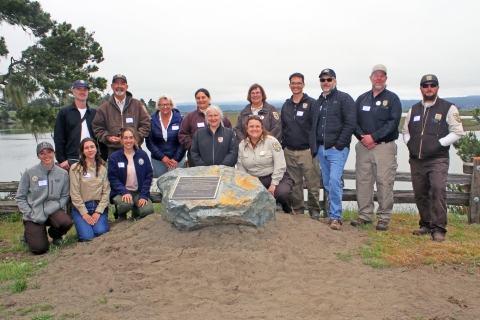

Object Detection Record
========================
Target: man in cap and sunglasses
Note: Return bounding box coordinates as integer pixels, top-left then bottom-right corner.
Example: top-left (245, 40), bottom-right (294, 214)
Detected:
top-left (352, 64), bottom-right (402, 231)
top-left (54, 80), bottom-right (99, 171)
top-left (15, 142), bottom-right (72, 254)
top-left (93, 74), bottom-right (150, 158)
top-left (402, 75), bottom-right (464, 242)
top-left (309, 68), bottom-right (356, 230)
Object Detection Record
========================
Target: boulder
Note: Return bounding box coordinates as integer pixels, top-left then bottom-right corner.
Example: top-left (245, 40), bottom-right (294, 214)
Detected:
top-left (157, 165), bottom-right (276, 231)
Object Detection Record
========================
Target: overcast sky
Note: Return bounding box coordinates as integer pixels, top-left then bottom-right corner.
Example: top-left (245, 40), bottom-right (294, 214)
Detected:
top-left (2, 0), bottom-right (480, 104)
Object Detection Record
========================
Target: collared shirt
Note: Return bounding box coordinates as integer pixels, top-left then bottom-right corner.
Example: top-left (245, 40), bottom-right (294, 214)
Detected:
top-left (70, 162), bottom-right (110, 215)
top-left (115, 96), bottom-right (126, 112)
top-left (159, 112), bottom-right (173, 142)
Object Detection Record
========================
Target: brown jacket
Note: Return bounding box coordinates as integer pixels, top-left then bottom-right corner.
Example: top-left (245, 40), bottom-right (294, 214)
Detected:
top-left (92, 91), bottom-right (150, 148)
top-left (178, 106), bottom-right (232, 151)
top-left (234, 102), bottom-right (282, 142)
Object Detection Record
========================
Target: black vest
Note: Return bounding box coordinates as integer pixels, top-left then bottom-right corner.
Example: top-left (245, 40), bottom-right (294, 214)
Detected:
top-left (407, 98), bottom-right (451, 159)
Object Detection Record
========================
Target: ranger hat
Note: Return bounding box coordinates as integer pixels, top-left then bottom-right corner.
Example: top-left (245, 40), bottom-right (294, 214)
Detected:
top-left (72, 79), bottom-right (90, 90)
top-left (319, 68), bottom-right (336, 78)
top-left (112, 74), bottom-right (127, 83)
top-left (36, 142), bottom-right (54, 154)
top-left (371, 64), bottom-right (387, 75)
top-left (420, 74), bottom-right (439, 86)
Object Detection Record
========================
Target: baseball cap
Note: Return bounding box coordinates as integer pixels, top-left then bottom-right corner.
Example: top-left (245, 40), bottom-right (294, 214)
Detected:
top-left (112, 74), bottom-right (127, 83)
top-left (371, 64), bottom-right (387, 75)
top-left (36, 142), bottom-right (54, 154)
top-left (72, 80), bottom-right (90, 89)
top-left (420, 74), bottom-right (439, 85)
top-left (319, 68), bottom-right (336, 78)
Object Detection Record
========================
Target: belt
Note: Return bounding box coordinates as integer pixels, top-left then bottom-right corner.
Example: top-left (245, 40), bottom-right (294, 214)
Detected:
top-left (286, 147), bottom-right (309, 151)
top-left (378, 140), bottom-right (394, 144)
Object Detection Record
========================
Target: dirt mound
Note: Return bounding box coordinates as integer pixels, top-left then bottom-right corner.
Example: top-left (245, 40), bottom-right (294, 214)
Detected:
top-left (4, 213), bottom-right (480, 319)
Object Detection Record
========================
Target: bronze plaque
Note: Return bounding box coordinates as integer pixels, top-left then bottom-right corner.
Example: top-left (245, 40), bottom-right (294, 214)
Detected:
top-left (170, 176), bottom-right (221, 200)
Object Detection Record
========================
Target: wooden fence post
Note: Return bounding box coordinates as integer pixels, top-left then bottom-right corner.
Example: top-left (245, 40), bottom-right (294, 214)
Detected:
top-left (468, 157), bottom-right (480, 224)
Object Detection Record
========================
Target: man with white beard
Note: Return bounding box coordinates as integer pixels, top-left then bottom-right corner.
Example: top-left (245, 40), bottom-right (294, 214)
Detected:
top-left (402, 74), bottom-right (465, 242)
top-left (351, 64), bottom-right (402, 231)
top-left (93, 74), bottom-right (150, 158)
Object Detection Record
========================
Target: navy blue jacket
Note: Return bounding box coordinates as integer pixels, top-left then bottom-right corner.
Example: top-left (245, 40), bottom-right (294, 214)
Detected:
top-left (146, 109), bottom-right (186, 162)
top-left (354, 88), bottom-right (402, 142)
top-left (107, 148), bottom-right (153, 202)
top-left (281, 93), bottom-right (315, 150)
top-left (53, 102), bottom-right (96, 163)
top-left (309, 88), bottom-right (357, 156)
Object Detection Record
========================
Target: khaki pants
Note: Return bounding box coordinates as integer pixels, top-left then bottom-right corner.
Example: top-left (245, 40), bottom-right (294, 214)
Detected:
top-left (284, 148), bottom-right (321, 213)
top-left (355, 141), bottom-right (397, 223)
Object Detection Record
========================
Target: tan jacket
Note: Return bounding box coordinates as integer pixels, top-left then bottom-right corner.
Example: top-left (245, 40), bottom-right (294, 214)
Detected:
top-left (70, 162), bottom-right (110, 215)
top-left (237, 135), bottom-right (286, 186)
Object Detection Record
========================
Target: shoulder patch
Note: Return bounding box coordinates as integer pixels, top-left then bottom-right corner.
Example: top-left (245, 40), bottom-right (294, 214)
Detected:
top-left (453, 113), bottom-right (461, 123)
top-left (272, 141), bottom-right (282, 152)
top-left (273, 112), bottom-right (279, 120)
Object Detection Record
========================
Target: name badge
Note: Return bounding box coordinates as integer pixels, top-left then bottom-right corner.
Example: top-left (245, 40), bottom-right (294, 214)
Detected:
top-left (362, 106), bottom-right (371, 111)
top-left (197, 122), bottom-right (205, 128)
top-left (413, 116), bottom-right (421, 122)
top-left (296, 111), bottom-right (304, 116)
top-left (83, 172), bottom-right (92, 178)
top-left (38, 180), bottom-right (48, 187)
top-left (172, 125), bottom-right (179, 130)
top-left (118, 162), bottom-right (125, 168)
top-left (126, 117), bottom-right (134, 124)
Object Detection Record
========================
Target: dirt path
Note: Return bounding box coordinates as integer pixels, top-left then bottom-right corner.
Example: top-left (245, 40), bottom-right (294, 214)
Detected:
top-left (3, 213), bottom-right (479, 319)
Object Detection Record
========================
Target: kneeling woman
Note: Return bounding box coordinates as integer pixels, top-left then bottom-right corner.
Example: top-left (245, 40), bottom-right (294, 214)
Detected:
top-left (108, 128), bottom-right (154, 220)
top-left (237, 116), bottom-right (294, 213)
top-left (70, 138), bottom-right (110, 241)
top-left (190, 105), bottom-right (238, 167)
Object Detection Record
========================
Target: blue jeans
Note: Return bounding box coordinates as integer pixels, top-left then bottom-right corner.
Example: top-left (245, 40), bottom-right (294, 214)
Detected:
top-left (317, 146), bottom-right (349, 220)
top-left (151, 157), bottom-right (186, 178)
top-left (72, 201), bottom-right (109, 242)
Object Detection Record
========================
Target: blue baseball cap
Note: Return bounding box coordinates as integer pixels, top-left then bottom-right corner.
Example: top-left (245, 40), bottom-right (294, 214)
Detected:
top-left (72, 80), bottom-right (90, 89)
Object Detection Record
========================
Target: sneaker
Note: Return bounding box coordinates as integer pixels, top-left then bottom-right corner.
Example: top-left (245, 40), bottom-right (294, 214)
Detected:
top-left (318, 217), bottom-right (331, 225)
top-left (51, 238), bottom-right (63, 246)
top-left (350, 218), bottom-right (372, 227)
top-left (432, 232), bottom-right (445, 242)
top-left (330, 219), bottom-right (342, 231)
top-left (310, 210), bottom-right (320, 220)
top-left (376, 220), bottom-right (389, 231)
top-left (413, 227), bottom-right (431, 236)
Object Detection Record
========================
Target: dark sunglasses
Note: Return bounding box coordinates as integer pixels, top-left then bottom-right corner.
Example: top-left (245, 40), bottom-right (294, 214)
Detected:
top-left (421, 83), bottom-right (438, 88)
top-left (320, 78), bottom-right (334, 83)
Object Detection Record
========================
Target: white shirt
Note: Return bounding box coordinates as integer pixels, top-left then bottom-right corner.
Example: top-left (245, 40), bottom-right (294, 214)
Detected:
top-left (159, 112), bottom-right (173, 142)
top-left (115, 96), bottom-right (126, 113)
top-left (78, 108), bottom-right (90, 142)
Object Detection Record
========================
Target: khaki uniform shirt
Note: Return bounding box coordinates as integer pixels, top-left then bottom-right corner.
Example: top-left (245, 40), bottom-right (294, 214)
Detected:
top-left (70, 162), bottom-right (110, 215)
top-left (237, 135), bottom-right (286, 186)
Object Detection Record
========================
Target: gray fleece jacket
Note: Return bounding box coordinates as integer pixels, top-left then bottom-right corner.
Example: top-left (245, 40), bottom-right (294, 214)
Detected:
top-left (16, 163), bottom-right (70, 224)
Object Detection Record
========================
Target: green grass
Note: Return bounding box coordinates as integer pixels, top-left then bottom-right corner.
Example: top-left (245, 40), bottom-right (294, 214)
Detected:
top-left (30, 314), bottom-right (54, 320)
top-left (18, 304), bottom-right (54, 316)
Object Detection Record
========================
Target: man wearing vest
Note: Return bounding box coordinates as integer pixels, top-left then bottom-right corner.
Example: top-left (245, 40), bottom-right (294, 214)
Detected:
top-left (402, 74), bottom-right (465, 242)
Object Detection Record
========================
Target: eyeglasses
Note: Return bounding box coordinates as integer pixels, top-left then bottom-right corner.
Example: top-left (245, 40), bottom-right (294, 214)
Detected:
top-left (320, 78), bottom-right (334, 83)
top-left (421, 83), bottom-right (438, 88)
top-left (250, 91), bottom-right (262, 96)
top-left (290, 82), bottom-right (303, 86)
top-left (159, 103), bottom-right (171, 107)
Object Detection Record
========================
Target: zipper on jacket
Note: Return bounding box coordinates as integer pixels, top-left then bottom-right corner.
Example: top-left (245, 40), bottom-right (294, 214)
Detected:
top-left (212, 129), bottom-right (216, 163)
top-left (418, 107), bottom-right (430, 159)
top-left (323, 99), bottom-right (328, 147)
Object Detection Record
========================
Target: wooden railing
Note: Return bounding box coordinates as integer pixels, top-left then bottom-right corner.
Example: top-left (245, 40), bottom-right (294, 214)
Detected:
top-left (2, 158), bottom-right (479, 224)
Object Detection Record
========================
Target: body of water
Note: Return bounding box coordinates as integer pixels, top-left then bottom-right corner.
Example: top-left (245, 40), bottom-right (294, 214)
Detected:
top-left (0, 128), bottom-right (468, 212)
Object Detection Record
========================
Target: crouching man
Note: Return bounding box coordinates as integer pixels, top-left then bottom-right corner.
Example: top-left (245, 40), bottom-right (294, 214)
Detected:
top-left (15, 142), bottom-right (73, 254)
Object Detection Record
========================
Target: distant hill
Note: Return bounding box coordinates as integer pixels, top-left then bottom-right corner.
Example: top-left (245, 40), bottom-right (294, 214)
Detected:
top-left (176, 95), bottom-right (480, 113)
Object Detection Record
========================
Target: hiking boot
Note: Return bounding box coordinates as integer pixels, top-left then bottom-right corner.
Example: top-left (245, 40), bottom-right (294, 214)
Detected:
top-left (376, 220), bottom-right (389, 231)
top-left (51, 238), bottom-right (63, 246)
top-left (413, 227), bottom-right (431, 236)
top-left (432, 232), bottom-right (445, 242)
top-left (318, 217), bottom-right (331, 225)
top-left (351, 218), bottom-right (372, 227)
top-left (310, 210), bottom-right (320, 220)
top-left (330, 219), bottom-right (342, 231)
top-left (19, 233), bottom-right (27, 247)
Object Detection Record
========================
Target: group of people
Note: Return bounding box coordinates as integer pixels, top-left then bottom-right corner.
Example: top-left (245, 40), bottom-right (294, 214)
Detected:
top-left (15, 65), bottom-right (465, 255)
